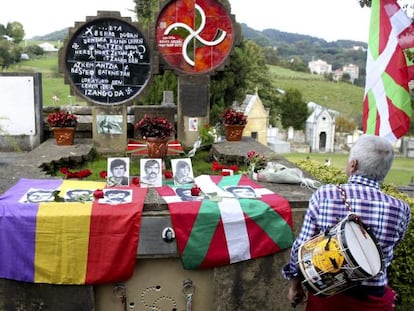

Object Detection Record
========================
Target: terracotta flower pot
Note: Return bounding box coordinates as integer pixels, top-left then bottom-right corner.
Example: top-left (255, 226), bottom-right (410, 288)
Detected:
top-left (225, 124), bottom-right (245, 141)
top-left (146, 137), bottom-right (169, 159)
top-left (52, 127), bottom-right (75, 145)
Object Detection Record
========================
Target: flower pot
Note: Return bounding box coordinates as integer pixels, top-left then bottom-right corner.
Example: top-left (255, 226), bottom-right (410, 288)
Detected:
top-left (225, 124), bottom-right (245, 141)
top-left (52, 127), bottom-right (75, 145)
top-left (146, 137), bottom-right (169, 159)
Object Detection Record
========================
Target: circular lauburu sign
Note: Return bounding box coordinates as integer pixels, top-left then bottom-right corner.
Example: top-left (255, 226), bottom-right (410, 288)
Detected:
top-left (65, 17), bottom-right (151, 105)
top-left (156, 0), bottom-right (234, 74)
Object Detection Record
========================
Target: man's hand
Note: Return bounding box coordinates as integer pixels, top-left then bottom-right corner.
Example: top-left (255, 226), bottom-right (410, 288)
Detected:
top-left (287, 277), bottom-right (306, 307)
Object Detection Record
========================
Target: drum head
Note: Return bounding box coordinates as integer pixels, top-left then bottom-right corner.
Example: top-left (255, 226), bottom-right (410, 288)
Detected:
top-left (343, 221), bottom-right (382, 276)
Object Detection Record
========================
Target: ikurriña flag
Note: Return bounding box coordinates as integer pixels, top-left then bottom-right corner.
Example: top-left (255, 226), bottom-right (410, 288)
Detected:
top-left (157, 174), bottom-right (294, 269)
top-left (363, 0), bottom-right (414, 142)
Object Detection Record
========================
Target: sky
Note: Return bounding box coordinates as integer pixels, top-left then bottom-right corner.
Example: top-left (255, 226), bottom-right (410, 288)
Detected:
top-left (0, 0), bottom-right (372, 42)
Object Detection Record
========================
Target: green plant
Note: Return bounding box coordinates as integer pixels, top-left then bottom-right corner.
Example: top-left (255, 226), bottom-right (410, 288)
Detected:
top-left (198, 125), bottom-right (215, 147)
top-left (134, 114), bottom-right (174, 139)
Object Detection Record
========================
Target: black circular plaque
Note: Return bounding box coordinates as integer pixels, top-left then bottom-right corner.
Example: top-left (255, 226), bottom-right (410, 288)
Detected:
top-left (65, 17), bottom-right (151, 105)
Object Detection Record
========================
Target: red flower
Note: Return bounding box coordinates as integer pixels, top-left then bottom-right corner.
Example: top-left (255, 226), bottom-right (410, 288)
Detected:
top-left (99, 170), bottom-right (107, 179)
top-left (60, 167), bottom-right (69, 174)
top-left (164, 171), bottom-right (173, 179)
top-left (132, 177), bottom-right (140, 185)
top-left (60, 168), bottom-right (92, 179)
top-left (212, 161), bottom-right (226, 171)
top-left (221, 170), bottom-right (231, 176)
top-left (47, 111), bottom-right (77, 128)
top-left (229, 165), bottom-right (239, 173)
top-left (220, 108), bottom-right (247, 126)
top-left (191, 185), bottom-right (201, 196)
top-left (93, 189), bottom-right (104, 199)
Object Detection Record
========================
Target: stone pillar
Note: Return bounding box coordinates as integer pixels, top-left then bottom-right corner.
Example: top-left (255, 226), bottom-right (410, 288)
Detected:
top-left (177, 75), bottom-right (210, 148)
top-left (92, 105), bottom-right (128, 154)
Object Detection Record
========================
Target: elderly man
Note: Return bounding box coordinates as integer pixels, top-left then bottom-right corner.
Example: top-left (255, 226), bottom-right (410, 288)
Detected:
top-left (282, 135), bottom-right (411, 311)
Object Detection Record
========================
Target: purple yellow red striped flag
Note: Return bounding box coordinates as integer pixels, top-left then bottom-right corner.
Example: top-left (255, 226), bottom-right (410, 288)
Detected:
top-left (0, 178), bottom-right (146, 284)
top-left (363, 0), bottom-right (413, 142)
top-left (157, 174), bottom-right (294, 269)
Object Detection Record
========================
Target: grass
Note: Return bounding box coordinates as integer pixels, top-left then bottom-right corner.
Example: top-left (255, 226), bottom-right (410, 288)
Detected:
top-left (5, 54), bottom-right (85, 106)
top-left (269, 65), bottom-right (365, 120)
top-left (283, 153), bottom-right (414, 187)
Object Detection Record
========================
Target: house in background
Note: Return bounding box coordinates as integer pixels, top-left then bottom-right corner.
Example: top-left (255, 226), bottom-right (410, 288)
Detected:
top-left (306, 102), bottom-right (337, 152)
top-left (233, 92), bottom-right (269, 145)
top-left (308, 59), bottom-right (332, 75)
top-left (38, 42), bottom-right (58, 52)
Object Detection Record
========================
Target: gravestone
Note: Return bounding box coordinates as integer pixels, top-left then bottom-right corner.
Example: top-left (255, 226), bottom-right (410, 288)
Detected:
top-left (61, 11), bottom-right (152, 153)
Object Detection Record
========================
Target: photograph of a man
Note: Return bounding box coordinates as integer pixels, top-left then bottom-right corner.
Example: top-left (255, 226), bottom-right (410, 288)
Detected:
top-left (172, 158), bottom-right (194, 186)
top-left (99, 189), bottom-right (132, 204)
top-left (175, 188), bottom-right (207, 201)
top-left (65, 189), bottom-right (94, 202)
top-left (225, 186), bottom-right (258, 199)
top-left (107, 157), bottom-right (130, 186)
top-left (140, 159), bottom-right (162, 187)
top-left (19, 188), bottom-right (55, 203)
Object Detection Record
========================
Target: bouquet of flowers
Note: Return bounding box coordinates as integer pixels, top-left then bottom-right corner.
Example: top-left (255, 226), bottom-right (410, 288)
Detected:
top-left (220, 108), bottom-right (247, 126)
top-left (47, 110), bottom-right (78, 128)
top-left (134, 114), bottom-right (174, 139)
top-left (246, 150), bottom-right (267, 173)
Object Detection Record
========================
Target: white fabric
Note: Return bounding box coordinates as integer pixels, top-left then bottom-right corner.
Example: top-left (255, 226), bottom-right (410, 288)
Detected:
top-left (218, 198), bottom-right (251, 263)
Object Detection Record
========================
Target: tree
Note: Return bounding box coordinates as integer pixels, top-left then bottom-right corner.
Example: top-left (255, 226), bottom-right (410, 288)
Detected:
top-left (278, 88), bottom-right (309, 130)
top-left (6, 22), bottom-right (24, 44)
top-left (133, 0), bottom-right (159, 28)
top-left (136, 69), bottom-right (177, 105)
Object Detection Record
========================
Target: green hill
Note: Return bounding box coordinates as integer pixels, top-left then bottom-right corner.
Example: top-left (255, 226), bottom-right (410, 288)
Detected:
top-left (270, 65), bottom-right (365, 120)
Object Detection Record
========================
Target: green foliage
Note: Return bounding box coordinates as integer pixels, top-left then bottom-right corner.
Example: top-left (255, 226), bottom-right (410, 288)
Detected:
top-left (6, 22), bottom-right (25, 44)
top-left (133, 0), bottom-right (159, 27)
top-left (292, 159), bottom-right (414, 308)
top-left (24, 45), bottom-right (45, 57)
top-left (137, 70), bottom-right (177, 105)
top-left (335, 116), bottom-right (357, 132)
top-left (278, 88), bottom-right (309, 130)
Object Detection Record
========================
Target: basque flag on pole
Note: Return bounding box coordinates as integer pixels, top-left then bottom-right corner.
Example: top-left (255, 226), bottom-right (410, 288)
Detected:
top-left (363, 0), bottom-right (414, 142)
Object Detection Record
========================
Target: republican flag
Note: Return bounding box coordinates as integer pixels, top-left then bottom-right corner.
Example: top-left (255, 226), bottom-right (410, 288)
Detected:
top-left (363, 0), bottom-right (413, 141)
top-left (157, 174), bottom-right (294, 269)
top-left (0, 178), bottom-right (146, 284)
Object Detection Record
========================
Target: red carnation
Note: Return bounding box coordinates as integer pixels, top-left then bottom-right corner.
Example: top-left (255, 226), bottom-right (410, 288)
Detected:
top-left (164, 171), bottom-right (173, 179)
top-left (132, 177), bottom-right (140, 185)
top-left (191, 185), bottom-right (201, 196)
top-left (93, 189), bottom-right (104, 199)
top-left (99, 170), bottom-right (107, 179)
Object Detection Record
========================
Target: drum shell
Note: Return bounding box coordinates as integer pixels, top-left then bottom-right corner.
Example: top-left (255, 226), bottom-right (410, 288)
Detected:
top-left (297, 215), bottom-right (384, 296)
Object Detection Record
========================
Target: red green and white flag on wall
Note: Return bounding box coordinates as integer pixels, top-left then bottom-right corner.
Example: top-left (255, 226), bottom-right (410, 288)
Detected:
top-left (363, 0), bottom-right (414, 141)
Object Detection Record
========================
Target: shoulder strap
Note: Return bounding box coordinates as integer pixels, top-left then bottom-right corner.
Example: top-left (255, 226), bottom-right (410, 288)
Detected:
top-left (336, 184), bottom-right (352, 213)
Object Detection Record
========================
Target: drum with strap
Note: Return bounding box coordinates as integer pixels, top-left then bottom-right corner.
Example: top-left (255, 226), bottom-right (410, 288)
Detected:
top-left (297, 214), bottom-right (385, 296)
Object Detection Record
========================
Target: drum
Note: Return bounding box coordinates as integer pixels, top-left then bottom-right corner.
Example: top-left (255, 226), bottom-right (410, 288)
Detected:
top-left (297, 214), bottom-right (384, 296)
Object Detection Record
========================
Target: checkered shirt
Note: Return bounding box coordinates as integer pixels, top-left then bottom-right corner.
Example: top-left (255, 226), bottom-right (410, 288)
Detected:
top-left (282, 175), bottom-right (411, 287)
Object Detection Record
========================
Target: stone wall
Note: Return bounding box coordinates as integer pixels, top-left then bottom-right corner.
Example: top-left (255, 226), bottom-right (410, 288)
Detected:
top-left (42, 105), bottom-right (177, 140)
